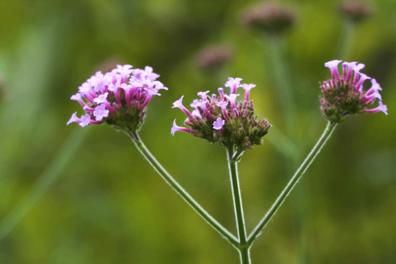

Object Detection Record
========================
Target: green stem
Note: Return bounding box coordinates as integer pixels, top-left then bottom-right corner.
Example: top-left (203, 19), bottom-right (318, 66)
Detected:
top-left (128, 132), bottom-right (239, 247)
top-left (268, 36), bottom-right (295, 137)
top-left (336, 20), bottom-right (355, 60)
top-left (227, 148), bottom-right (251, 264)
top-left (0, 127), bottom-right (90, 241)
top-left (248, 122), bottom-right (337, 244)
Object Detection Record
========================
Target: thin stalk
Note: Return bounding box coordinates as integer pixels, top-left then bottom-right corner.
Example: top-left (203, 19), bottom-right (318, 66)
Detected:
top-left (227, 148), bottom-right (251, 264)
top-left (336, 20), bottom-right (355, 60)
top-left (128, 132), bottom-right (239, 247)
top-left (268, 34), bottom-right (308, 263)
top-left (0, 127), bottom-right (90, 241)
top-left (268, 36), bottom-right (295, 137)
top-left (248, 122), bottom-right (337, 244)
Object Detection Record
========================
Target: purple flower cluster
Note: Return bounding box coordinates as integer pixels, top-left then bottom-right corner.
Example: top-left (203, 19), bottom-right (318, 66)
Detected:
top-left (320, 60), bottom-right (387, 123)
top-left (67, 65), bottom-right (167, 132)
top-left (172, 77), bottom-right (271, 151)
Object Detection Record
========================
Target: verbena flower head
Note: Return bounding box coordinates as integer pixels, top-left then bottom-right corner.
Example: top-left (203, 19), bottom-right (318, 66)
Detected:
top-left (67, 65), bottom-right (167, 132)
top-left (241, 1), bottom-right (295, 34)
top-left (319, 60), bottom-right (387, 123)
top-left (171, 77), bottom-right (271, 151)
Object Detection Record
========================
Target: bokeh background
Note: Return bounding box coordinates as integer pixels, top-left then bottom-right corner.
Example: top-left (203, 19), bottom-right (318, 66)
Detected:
top-left (1, 0), bottom-right (395, 263)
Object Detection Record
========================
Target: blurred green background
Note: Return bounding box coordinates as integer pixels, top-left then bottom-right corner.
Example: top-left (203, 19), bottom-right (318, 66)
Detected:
top-left (0, 0), bottom-right (395, 263)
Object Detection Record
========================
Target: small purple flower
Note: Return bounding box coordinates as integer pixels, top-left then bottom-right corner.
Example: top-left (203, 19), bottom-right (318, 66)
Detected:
top-left (93, 104), bottom-right (110, 121)
top-left (242, 83), bottom-right (256, 101)
top-left (324, 60), bottom-right (342, 80)
top-left (224, 94), bottom-right (240, 112)
top-left (93, 92), bottom-right (109, 104)
top-left (67, 112), bottom-right (79, 125)
top-left (217, 101), bottom-right (230, 121)
top-left (365, 101), bottom-right (388, 115)
top-left (172, 96), bottom-right (194, 119)
top-left (191, 109), bottom-right (202, 118)
top-left (197, 91), bottom-right (210, 101)
top-left (320, 60), bottom-right (388, 123)
top-left (79, 114), bottom-right (92, 127)
top-left (213, 118), bottom-right (225, 130)
top-left (78, 82), bottom-right (92, 95)
top-left (171, 119), bottom-right (193, 136)
top-left (67, 65), bottom-right (166, 132)
top-left (190, 99), bottom-right (202, 108)
top-left (218, 88), bottom-right (225, 100)
top-left (225, 77), bottom-right (242, 94)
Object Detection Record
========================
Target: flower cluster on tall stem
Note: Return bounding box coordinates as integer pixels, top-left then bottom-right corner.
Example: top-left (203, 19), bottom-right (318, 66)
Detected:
top-left (320, 60), bottom-right (387, 123)
top-left (172, 77), bottom-right (271, 152)
top-left (67, 65), bottom-right (167, 132)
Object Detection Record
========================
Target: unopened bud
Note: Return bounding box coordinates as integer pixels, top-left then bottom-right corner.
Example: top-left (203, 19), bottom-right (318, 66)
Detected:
top-left (241, 2), bottom-right (295, 34)
top-left (195, 45), bottom-right (233, 70)
top-left (339, 1), bottom-right (373, 23)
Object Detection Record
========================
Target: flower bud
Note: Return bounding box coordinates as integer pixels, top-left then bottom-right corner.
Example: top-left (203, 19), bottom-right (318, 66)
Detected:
top-left (67, 65), bottom-right (167, 133)
top-left (319, 60), bottom-right (387, 123)
top-left (172, 77), bottom-right (271, 151)
top-left (195, 45), bottom-right (233, 70)
top-left (339, 1), bottom-right (373, 23)
top-left (241, 2), bottom-right (295, 34)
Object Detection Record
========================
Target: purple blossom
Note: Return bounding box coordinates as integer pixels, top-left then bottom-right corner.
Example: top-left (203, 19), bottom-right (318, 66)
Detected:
top-left (217, 101), bottom-right (228, 109)
top-left (196, 101), bottom-right (215, 119)
top-left (364, 79), bottom-right (382, 102)
top-left (191, 109), bottom-right (202, 118)
top-left (356, 72), bottom-right (371, 91)
top-left (68, 65), bottom-right (165, 131)
top-left (213, 118), bottom-right (225, 130)
top-left (190, 99), bottom-right (202, 108)
top-left (320, 60), bottom-right (388, 123)
top-left (172, 96), bottom-right (194, 119)
top-left (171, 77), bottom-right (271, 151)
top-left (197, 91), bottom-right (210, 101)
top-left (242, 83), bottom-right (256, 101)
top-left (217, 101), bottom-right (230, 120)
top-left (70, 93), bottom-right (82, 101)
top-left (364, 101), bottom-right (388, 115)
top-left (224, 94), bottom-right (240, 111)
top-left (78, 82), bottom-right (92, 94)
top-left (93, 104), bottom-right (109, 121)
top-left (324, 60), bottom-right (342, 80)
top-left (67, 112), bottom-right (79, 125)
top-left (171, 119), bottom-right (193, 136)
top-left (225, 77), bottom-right (242, 94)
top-left (93, 92), bottom-right (109, 104)
top-left (218, 88), bottom-right (224, 100)
top-left (79, 114), bottom-right (92, 127)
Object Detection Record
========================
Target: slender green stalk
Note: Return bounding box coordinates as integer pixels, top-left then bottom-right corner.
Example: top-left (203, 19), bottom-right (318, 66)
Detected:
top-left (268, 36), bottom-right (295, 137)
top-left (248, 122), bottom-right (337, 244)
top-left (227, 148), bottom-right (251, 264)
top-left (336, 20), bottom-right (355, 60)
top-left (128, 132), bottom-right (239, 247)
top-left (268, 34), bottom-right (309, 263)
top-left (0, 127), bottom-right (90, 241)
